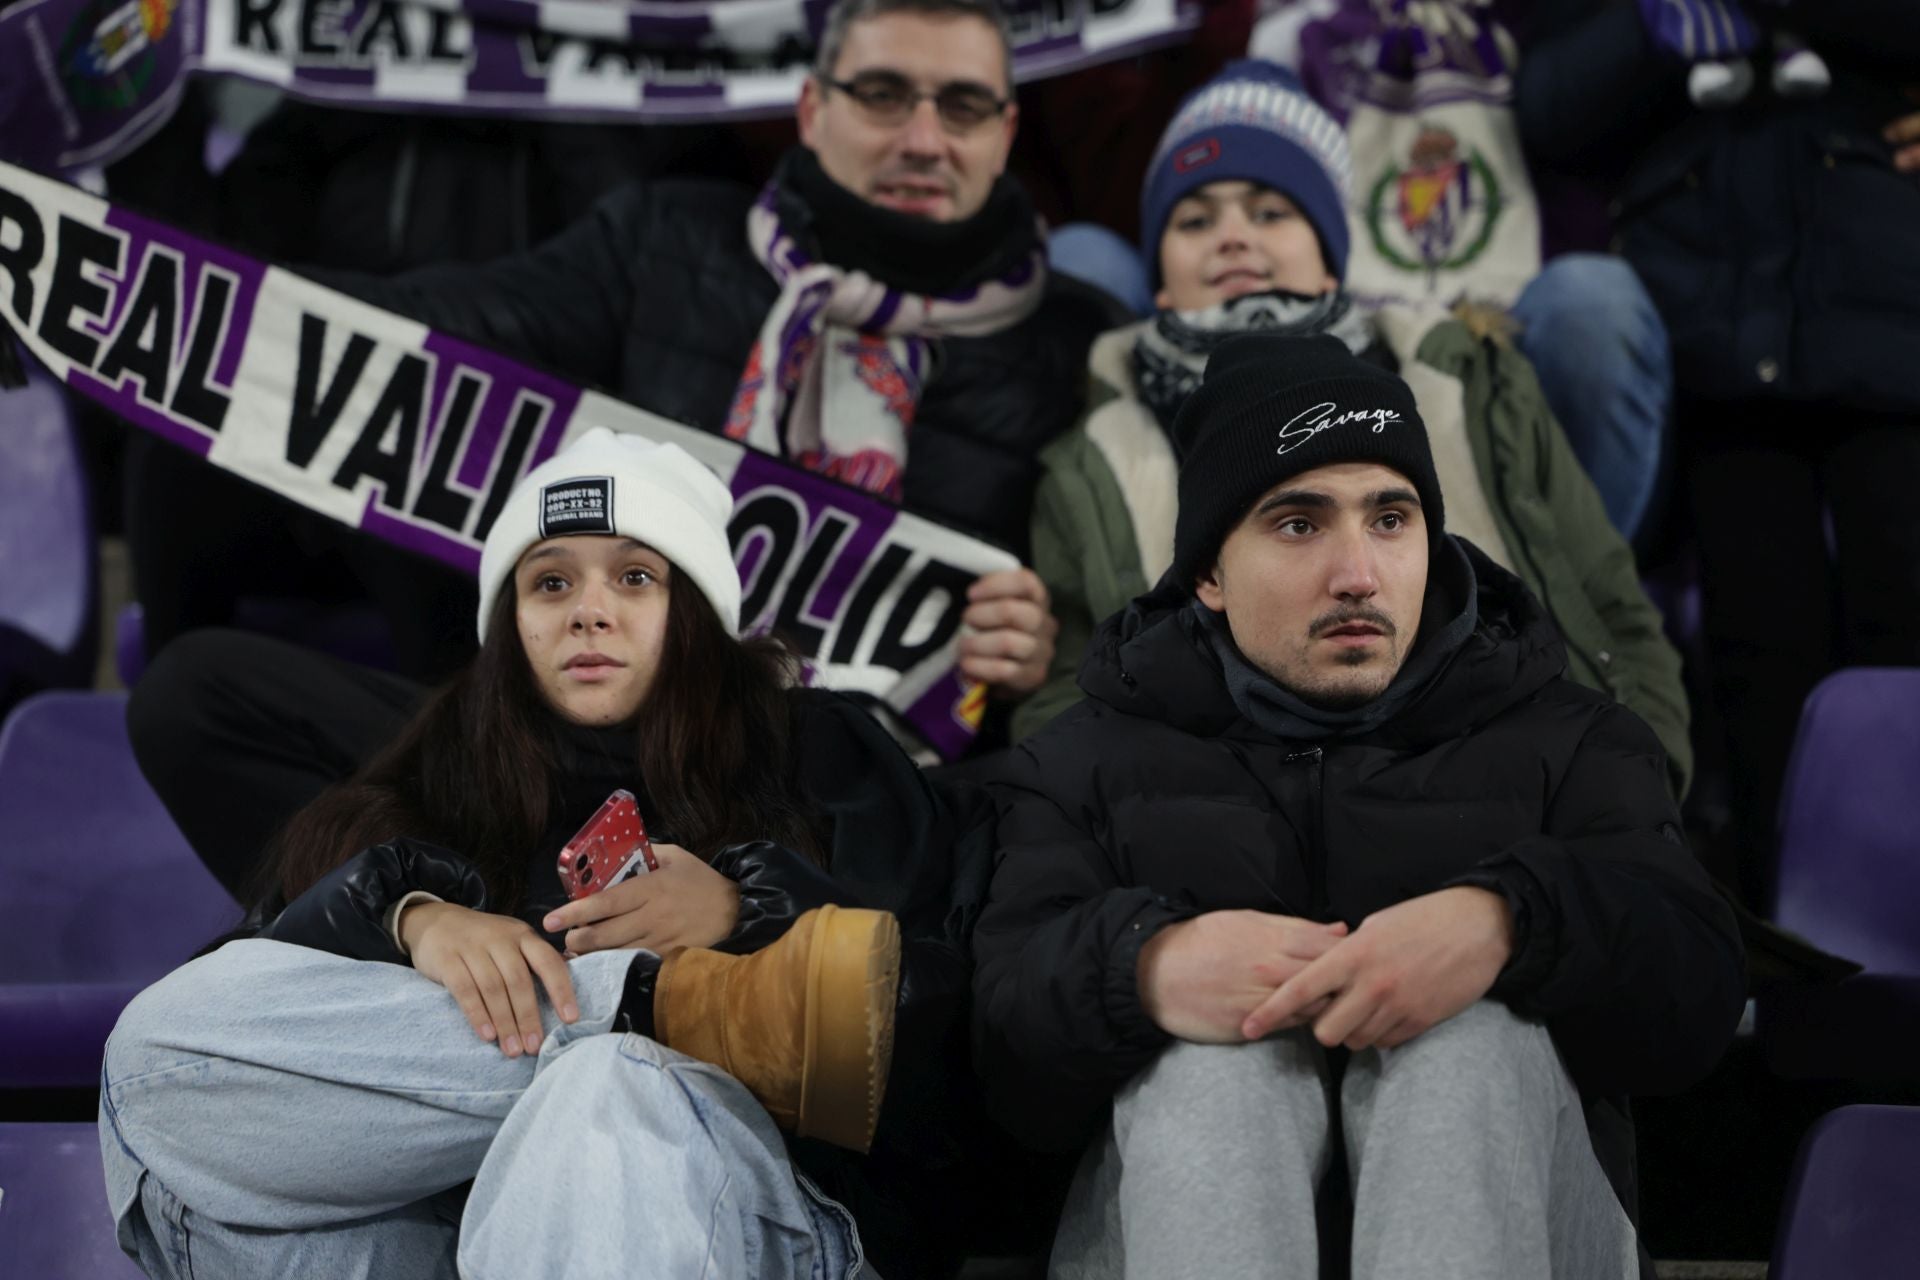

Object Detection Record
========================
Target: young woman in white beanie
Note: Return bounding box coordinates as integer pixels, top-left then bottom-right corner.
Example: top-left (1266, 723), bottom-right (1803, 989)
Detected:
top-left (98, 427), bottom-right (981, 1280)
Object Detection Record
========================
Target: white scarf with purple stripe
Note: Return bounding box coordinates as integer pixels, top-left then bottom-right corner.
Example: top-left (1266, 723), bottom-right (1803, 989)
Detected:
top-left (725, 186), bottom-right (1047, 501)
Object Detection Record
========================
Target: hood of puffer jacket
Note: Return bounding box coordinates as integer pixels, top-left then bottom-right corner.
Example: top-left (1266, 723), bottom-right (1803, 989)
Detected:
top-left (1076, 536), bottom-right (1567, 750)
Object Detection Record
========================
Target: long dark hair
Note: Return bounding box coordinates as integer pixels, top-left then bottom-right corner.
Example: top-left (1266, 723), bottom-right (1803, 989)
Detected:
top-left (266, 567), bottom-right (821, 912)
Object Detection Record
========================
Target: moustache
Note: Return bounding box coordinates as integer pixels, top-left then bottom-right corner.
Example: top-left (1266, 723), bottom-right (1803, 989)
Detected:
top-left (1308, 606), bottom-right (1397, 639)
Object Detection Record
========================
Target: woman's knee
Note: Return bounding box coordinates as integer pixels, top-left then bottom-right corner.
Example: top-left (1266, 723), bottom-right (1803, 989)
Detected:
top-left (107, 949), bottom-right (233, 1075)
top-left (103, 942), bottom-right (303, 1086)
top-left (529, 1033), bottom-right (756, 1142)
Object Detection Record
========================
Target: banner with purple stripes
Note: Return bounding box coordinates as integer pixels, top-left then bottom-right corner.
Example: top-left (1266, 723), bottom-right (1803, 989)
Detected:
top-left (0, 0), bottom-right (1204, 176)
top-left (0, 158), bottom-right (1012, 760)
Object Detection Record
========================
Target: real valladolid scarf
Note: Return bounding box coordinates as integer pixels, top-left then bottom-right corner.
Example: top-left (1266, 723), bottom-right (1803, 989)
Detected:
top-left (1132, 288), bottom-right (1376, 436)
top-left (726, 152), bottom-right (1048, 500)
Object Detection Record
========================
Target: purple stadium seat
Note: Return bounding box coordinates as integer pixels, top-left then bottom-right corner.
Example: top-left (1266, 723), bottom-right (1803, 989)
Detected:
top-left (1761, 668), bottom-right (1920, 1078)
top-left (0, 1123), bottom-right (145, 1279)
top-left (1770, 1105), bottom-right (1920, 1279)
top-left (0, 692), bottom-right (240, 1087)
top-left (0, 369), bottom-right (97, 710)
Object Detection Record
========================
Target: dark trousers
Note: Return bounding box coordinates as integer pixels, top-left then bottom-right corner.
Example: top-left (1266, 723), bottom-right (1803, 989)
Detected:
top-left (1683, 404), bottom-right (1920, 905)
top-left (128, 629), bottom-right (427, 900)
top-left (124, 434), bottom-right (481, 682)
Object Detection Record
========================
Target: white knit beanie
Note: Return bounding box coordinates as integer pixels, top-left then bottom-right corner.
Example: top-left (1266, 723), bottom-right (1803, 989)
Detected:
top-left (475, 427), bottom-right (741, 640)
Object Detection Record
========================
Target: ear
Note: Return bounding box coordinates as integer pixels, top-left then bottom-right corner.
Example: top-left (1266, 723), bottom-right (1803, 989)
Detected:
top-left (1194, 564), bottom-right (1227, 612)
top-left (994, 101), bottom-right (1020, 175)
top-left (797, 76), bottom-right (824, 148)
top-left (1152, 232), bottom-right (1177, 310)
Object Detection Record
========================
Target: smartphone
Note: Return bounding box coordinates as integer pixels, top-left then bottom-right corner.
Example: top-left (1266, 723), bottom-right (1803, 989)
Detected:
top-left (556, 789), bottom-right (657, 901)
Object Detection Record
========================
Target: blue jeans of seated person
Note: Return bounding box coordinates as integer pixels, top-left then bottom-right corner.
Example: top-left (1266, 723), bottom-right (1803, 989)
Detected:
top-left (1511, 254), bottom-right (1672, 544)
top-left (97, 939), bottom-right (873, 1280)
top-left (1049, 230), bottom-right (1671, 546)
top-left (1049, 223), bottom-right (1157, 318)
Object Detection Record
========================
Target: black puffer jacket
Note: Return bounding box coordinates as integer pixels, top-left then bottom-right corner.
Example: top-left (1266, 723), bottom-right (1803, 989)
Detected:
top-left (252, 689), bottom-right (998, 1280)
top-left (328, 173), bottom-right (1113, 554)
top-left (971, 542), bottom-right (1745, 1219)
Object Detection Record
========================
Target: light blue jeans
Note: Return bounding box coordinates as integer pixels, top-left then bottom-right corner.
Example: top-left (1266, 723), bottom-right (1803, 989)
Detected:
top-left (1511, 253), bottom-right (1673, 545)
top-left (97, 939), bottom-right (871, 1279)
top-left (1049, 222), bottom-right (1157, 318)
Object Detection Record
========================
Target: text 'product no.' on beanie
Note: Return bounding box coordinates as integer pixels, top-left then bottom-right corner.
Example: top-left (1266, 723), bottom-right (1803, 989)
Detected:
top-left (476, 427), bottom-right (743, 639)
top-left (1140, 59), bottom-right (1353, 284)
top-left (1170, 334), bottom-right (1442, 591)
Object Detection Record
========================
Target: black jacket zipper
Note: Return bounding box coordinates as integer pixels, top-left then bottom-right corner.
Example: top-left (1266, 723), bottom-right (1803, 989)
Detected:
top-left (1286, 746), bottom-right (1329, 920)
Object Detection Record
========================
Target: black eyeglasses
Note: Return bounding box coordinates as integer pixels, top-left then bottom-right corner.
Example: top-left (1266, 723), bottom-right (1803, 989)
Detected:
top-left (821, 71), bottom-right (1010, 132)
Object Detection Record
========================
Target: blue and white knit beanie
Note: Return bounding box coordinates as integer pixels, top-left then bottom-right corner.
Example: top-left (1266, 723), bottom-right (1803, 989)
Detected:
top-left (1140, 60), bottom-right (1353, 285)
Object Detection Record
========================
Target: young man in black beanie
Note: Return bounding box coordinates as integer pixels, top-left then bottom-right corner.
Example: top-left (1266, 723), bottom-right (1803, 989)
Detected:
top-left (972, 334), bottom-right (1745, 1278)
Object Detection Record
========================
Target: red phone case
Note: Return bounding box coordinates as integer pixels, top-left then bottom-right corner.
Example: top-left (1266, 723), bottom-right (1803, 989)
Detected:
top-left (556, 789), bottom-right (657, 901)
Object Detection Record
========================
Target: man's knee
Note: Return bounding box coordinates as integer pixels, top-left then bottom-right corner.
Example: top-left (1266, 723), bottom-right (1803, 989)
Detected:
top-left (1518, 255), bottom-right (1667, 363)
top-left (1121, 1037), bottom-right (1325, 1127)
top-left (1383, 1001), bottom-right (1557, 1085)
top-left (126, 629), bottom-right (276, 777)
top-left (1522, 255), bottom-right (1653, 325)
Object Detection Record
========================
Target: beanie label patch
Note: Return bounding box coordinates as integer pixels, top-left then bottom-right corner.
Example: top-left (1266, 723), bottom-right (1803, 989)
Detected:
top-left (1276, 402), bottom-right (1405, 456)
top-left (539, 476), bottom-right (615, 537)
top-left (1174, 138), bottom-right (1221, 174)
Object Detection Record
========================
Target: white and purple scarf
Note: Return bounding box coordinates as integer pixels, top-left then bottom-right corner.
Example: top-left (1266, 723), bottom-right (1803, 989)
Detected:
top-left (1133, 288), bottom-right (1376, 434)
top-left (725, 183), bottom-right (1048, 501)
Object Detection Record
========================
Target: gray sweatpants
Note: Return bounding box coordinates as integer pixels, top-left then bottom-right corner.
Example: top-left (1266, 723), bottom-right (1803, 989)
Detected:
top-left (1050, 1000), bottom-right (1637, 1280)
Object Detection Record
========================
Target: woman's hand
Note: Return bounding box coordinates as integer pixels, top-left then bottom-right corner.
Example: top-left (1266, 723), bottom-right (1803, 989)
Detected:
top-left (541, 843), bottom-right (741, 956)
top-left (401, 902), bottom-right (580, 1058)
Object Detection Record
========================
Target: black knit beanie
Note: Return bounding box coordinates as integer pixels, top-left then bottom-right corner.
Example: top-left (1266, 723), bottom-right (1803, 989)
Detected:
top-left (1170, 333), bottom-right (1443, 591)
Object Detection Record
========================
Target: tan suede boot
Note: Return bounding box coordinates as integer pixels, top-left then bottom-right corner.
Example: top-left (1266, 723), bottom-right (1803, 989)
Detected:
top-left (653, 905), bottom-right (900, 1152)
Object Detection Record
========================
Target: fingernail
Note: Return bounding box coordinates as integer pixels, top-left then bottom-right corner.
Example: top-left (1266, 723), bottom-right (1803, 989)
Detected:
top-left (563, 1003), bottom-right (580, 1022)
top-left (503, 1035), bottom-right (522, 1056)
top-left (479, 1023), bottom-right (496, 1042)
top-left (542, 916), bottom-right (560, 931)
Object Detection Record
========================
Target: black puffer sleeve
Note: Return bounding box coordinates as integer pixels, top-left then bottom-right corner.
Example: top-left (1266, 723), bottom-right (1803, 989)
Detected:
top-left (305, 181), bottom-right (665, 388)
top-left (970, 732), bottom-right (1196, 1155)
top-left (1453, 699), bottom-right (1746, 1097)
top-left (255, 838), bottom-right (491, 964)
top-left (708, 839), bottom-right (862, 956)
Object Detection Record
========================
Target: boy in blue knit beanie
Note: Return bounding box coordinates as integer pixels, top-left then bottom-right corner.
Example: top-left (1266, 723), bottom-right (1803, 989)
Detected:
top-left (1139, 59), bottom-right (1351, 302)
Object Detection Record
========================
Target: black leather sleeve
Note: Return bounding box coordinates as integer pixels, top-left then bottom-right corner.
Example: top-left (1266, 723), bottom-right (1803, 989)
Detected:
top-left (255, 838), bottom-right (492, 964)
top-left (707, 840), bottom-right (868, 957)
